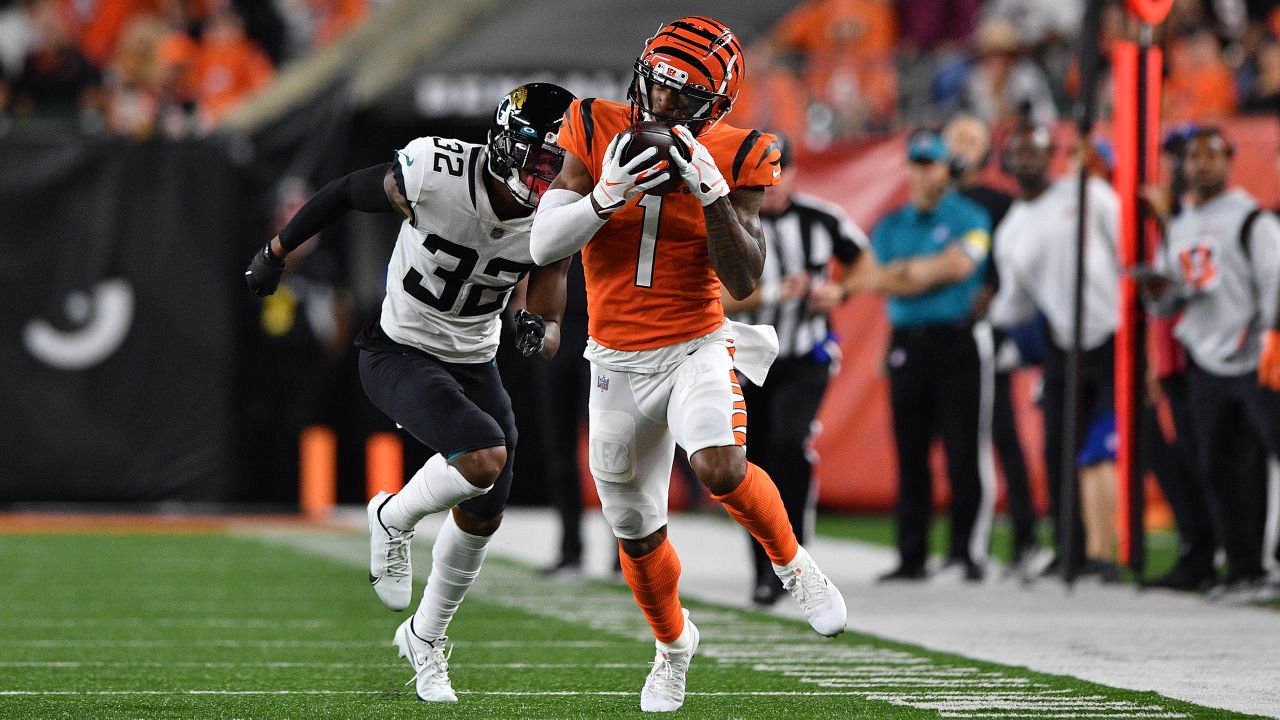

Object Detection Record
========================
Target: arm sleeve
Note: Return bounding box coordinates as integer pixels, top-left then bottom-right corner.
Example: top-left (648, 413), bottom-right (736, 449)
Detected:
top-left (278, 163), bottom-right (395, 251)
top-left (530, 188), bottom-right (607, 266)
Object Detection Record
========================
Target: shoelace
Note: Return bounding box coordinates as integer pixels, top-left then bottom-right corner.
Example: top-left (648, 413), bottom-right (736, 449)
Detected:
top-left (384, 530), bottom-right (414, 578)
top-left (647, 653), bottom-right (686, 697)
top-left (783, 562), bottom-right (830, 615)
top-left (406, 637), bottom-right (452, 688)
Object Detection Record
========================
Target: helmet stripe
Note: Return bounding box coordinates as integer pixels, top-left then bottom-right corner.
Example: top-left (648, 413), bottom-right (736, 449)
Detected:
top-left (668, 19), bottom-right (741, 57)
top-left (647, 45), bottom-right (717, 87)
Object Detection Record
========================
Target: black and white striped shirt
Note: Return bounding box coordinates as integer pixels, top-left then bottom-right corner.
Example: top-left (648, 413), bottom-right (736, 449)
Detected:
top-left (731, 193), bottom-right (867, 359)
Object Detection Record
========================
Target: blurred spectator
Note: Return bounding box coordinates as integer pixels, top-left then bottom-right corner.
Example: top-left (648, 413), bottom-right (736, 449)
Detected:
top-left (726, 43), bottom-right (810, 151)
top-left (0, 1), bottom-right (33, 81)
top-left (773, 0), bottom-right (897, 58)
top-left (190, 5), bottom-right (273, 129)
top-left (990, 126), bottom-right (1121, 580)
top-left (961, 20), bottom-right (1058, 129)
top-left (70, 0), bottom-right (164, 69)
top-left (981, 0), bottom-right (1085, 46)
top-left (1241, 40), bottom-right (1280, 115)
top-left (1141, 127), bottom-right (1280, 600)
top-left (771, 0), bottom-right (898, 137)
top-left (944, 114), bottom-right (1046, 578)
top-left (101, 12), bottom-right (175, 137)
top-left (8, 0), bottom-right (101, 121)
top-left (869, 129), bottom-right (995, 583)
top-left (722, 135), bottom-right (873, 605)
top-left (1164, 29), bottom-right (1237, 122)
top-left (276, 0), bottom-right (368, 58)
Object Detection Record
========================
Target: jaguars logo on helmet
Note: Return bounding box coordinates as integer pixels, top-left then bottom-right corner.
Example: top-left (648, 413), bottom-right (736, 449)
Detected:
top-left (487, 82), bottom-right (576, 208)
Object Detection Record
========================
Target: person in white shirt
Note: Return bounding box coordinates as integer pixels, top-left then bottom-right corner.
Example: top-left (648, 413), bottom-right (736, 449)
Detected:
top-left (990, 125), bottom-right (1122, 581)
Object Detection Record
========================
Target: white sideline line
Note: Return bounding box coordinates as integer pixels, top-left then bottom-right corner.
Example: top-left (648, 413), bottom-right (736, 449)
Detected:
top-left (936, 712), bottom-right (1182, 717)
top-left (5, 639), bottom-right (616, 649)
top-left (0, 690), bottom-right (906, 697)
top-left (0, 661), bottom-right (639, 670)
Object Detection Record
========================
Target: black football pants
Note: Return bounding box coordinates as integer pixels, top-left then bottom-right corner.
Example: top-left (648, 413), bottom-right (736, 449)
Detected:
top-left (887, 323), bottom-right (993, 571)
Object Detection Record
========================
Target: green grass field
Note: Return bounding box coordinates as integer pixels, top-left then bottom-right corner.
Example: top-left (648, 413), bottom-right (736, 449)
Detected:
top-left (0, 527), bottom-right (1265, 720)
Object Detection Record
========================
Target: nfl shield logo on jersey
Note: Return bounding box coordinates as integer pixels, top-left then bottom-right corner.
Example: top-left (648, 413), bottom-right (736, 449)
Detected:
top-left (596, 375), bottom-right (610, 391)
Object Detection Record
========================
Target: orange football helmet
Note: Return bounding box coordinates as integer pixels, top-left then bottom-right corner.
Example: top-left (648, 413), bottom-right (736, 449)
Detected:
top-left (628, 16), bottom-right (744, 135)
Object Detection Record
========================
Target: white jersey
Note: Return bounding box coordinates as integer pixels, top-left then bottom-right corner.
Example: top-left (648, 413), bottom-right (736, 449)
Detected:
top-left (380, 136), bottom-right (535, 363)
top-left (990, 176), bottom-right (1120, 351)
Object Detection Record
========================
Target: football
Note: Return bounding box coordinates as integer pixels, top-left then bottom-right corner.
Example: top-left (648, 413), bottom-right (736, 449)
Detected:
top-left (620, 121), bottom-right (690, 196)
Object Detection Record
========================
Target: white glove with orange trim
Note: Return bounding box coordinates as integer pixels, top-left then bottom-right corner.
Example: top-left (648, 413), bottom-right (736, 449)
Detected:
top-left (590, 133), bottom-right (670, 214)
top-left (669, 124), bottom-right (729, 206)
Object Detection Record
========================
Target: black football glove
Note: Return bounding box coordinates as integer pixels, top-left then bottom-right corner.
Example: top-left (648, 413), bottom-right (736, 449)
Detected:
top-left (245, 243), bottom-right (286, 297)
top-left (514, 308), bottom-right (546, 358)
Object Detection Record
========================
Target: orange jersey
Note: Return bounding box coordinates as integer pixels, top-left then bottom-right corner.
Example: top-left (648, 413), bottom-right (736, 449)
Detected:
top-left (559, 99), bottom-right (780, 351)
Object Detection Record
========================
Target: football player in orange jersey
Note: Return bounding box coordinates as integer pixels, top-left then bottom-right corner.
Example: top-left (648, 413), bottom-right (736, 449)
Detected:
top-left (530, 16), bottom-right (847, 712)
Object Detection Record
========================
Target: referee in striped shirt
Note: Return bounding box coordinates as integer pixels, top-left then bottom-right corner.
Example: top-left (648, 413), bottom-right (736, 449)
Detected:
top-left (722, 136), bottom-right (874, 606)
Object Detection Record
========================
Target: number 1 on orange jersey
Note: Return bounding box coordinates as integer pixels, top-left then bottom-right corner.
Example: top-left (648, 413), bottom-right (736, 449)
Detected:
top-left (635, 195), bottom-right (662, 288)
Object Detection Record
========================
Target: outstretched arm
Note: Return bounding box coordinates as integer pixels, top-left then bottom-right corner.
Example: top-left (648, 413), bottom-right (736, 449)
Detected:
top-left (517, 257), bottom-right (572, 360)
top-left (246, 163), bottom-right (407, 296)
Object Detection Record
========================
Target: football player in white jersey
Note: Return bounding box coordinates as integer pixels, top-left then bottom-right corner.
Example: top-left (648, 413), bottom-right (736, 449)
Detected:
top-left (244, 83), bottom-right (576, 702)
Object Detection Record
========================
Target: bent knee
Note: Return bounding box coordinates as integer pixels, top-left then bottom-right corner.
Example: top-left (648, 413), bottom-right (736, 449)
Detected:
top-left (453, 445), bottom-right (507, 488)
top-left (452, 508), bottom-right (502, 537)
top-left (619, 526), bottom-right (668, 558)
top-left (689, 448), bottom-right (747, 496)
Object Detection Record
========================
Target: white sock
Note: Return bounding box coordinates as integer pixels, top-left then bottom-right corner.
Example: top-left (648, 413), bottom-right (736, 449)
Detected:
top-left (656, 616), bottom-right (693, 654)
top-left (412, 513), bottom-right (491, 640)
top-left (380, 454), bottom-right (489, 531)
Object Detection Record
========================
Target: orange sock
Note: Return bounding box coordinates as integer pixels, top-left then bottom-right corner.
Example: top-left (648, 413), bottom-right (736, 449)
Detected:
top-left (713, 462), bottom-right (799, 567)
top-left (618, 538), bottom-right (684, 644)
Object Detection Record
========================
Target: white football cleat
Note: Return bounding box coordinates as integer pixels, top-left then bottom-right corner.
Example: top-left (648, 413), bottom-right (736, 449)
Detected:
top-left (775, 546), bottom-right (847, 637)
top-left (368, 491), bottom-right (414, 611)
top-left (393, 617), bottom-right (458, 702)
top-left (640, 609), bottom-right (699, 713)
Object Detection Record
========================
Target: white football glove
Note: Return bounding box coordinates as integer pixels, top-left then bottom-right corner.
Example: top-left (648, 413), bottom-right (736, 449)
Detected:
top-left (669, 124), bottom-right (729, 206)
top-left (591, 133), bottom-right (671, 214)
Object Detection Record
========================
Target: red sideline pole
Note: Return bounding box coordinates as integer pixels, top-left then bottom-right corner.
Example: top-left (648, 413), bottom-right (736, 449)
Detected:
top-left (1113, 39), bottom-right (1139, 567)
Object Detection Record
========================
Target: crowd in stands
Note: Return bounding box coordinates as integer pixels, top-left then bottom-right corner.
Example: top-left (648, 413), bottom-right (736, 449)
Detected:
top-left (734, 0), bottom-right (1280, 150)
top-left (0, 0), bottom-right (373, 138)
